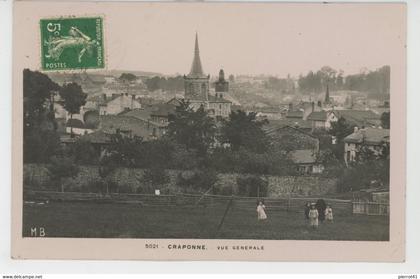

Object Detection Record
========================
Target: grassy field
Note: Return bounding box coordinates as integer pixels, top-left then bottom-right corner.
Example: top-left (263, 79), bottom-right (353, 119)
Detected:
top-left (22, 201), bottom-right (389, 240)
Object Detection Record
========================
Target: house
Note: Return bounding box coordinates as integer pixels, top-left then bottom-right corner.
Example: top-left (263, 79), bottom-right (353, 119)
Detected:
top-left (99, 93), bottom-right (141, 115)
top-left (99, 115), bottom-right (167, 140)
top-left (295, 101), bottom-right (323, 120)
top-left (288, 149), bottom-right (324, 175)
top-left (343, 127), bottom-right (390, 164)
top-left (150, 103), bottom-right (177, 125)
top-left (264, 119), bottom-right (312, 132)
top-left (336, 109), bottom-right (381, 128)
top-left (307, 110), bottom-right (339, 130)
top-left (265, 125), bottom-right (319, 152)
top-left (256, 107), bottom-right (283, 120)
top-left (285, 110), bottom-right (304, 120)
top-left (206, 94), bottom-right (232, 119)
top-left (65, 119), bottom-right (94, 136)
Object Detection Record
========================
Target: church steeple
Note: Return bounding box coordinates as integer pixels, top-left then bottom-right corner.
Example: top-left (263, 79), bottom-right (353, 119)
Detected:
top-left (325, 83), bottom-right (330, 104)
top-left (189, 32), bottom-right (204, 77)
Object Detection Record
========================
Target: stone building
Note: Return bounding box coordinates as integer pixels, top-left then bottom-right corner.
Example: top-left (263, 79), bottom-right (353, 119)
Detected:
top-left (343, 127), bottom-right (389, 164)
top-left (183, 33), bottom-right (231, 119)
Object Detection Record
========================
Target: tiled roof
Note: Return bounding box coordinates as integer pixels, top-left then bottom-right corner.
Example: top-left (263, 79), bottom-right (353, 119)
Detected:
top-left (344, 127), bottom-right (390, 145)
top-left (288, 149), bottom-right (317, 164)
top-left (286, 110), bottom-right (303, 118)
top-left (264, 119), bottom-right (312, 131)
top-left (336, 109), bottom-right (380, 127)
top-left (79, 130), bottom-right (111, 144)
top-left (307, 111), bottom-right (328, 121)
top-left (257, 107), bottom-right (283, 114)
top-left (66, 119), bottom-right (85, 129)
top-left (99, 115), bottom-right (164, 139)
top-left (150, 103), bottom-right (176, 117)
top-left (120, 107), bottom-right (156, 121)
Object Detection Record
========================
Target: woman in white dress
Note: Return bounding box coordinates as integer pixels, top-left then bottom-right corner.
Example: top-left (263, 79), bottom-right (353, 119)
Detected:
top-left (256, 201), bottom-right (267, 221)
top-left (325, 205), bottom-right (333, 222)
top-left (308, 204), bottom-right (319, 229)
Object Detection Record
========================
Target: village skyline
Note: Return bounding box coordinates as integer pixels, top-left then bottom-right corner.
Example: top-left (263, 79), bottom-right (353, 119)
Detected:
top-left (20, 4), bottom-right (403, 77)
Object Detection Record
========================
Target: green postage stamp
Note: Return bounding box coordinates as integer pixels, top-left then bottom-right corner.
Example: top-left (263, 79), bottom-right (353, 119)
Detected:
top-left (40, 16), bottom-right (104, 71)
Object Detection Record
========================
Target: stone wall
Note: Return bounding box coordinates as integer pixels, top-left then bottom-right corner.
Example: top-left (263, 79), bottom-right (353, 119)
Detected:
top-left (265, 175), bottom-right (337, 197)
top-left (23, 164), bottom-right (337, 197)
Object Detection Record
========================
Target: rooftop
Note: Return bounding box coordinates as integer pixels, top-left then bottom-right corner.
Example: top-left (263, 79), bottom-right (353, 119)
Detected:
top-left (288, 149), bottom-right (317, 164)
top-left (66, 119), bottom-right (86, 129)
top-left (264, 119), bottom-right (312, 131)
top-left (286, 110), bottom-right (304, 119)
top-left (99, 115), bottom-right (164, 139)
top-left (307, 111), bottom-right (328, 122)
top-left (344, 127), bottom-right (390, 145)
top-left (336, 109), bottom-right (380, 126)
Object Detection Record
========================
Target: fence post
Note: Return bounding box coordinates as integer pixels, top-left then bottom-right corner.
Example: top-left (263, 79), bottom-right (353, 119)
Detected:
top-left (217, 196), bottom-right (233, 232)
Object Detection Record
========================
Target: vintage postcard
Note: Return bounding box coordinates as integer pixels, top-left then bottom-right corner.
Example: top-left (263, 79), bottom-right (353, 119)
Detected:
top-left (12, 1), bottom-right (406, 261)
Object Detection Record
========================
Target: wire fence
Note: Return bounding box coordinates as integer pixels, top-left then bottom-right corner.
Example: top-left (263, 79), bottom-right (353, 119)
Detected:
top-left (24, 189), bottom-right (356, 215)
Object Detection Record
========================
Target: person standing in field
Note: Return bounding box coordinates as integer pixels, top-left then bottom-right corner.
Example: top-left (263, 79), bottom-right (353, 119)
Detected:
top-left (256, 200), bottom-right (267, 221)
top-left (315, 199), bottom-right (327, 223)
top-left (304, 202), bottom-right (311, 220)
top-left (308, 204), bottom-right (319, 229)
top-left (325, 205), bottom-right (334, 223)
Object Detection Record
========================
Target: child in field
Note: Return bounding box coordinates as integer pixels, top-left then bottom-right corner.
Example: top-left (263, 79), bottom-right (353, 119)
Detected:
top-left (325, 205), bottom-right (333, 222)
top-left (256, 201), bottom-right (267, 221)
top-left (308, 204), bottom-right (319, 229)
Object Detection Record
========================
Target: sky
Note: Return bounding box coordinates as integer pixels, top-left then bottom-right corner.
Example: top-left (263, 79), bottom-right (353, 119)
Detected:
top-left (16, 2), bottom-right (405, 78)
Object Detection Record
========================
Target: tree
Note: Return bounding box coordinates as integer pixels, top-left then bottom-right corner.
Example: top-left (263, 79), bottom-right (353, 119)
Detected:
top-left (167, 100), bottom-right (215, 156)
top-left (220, 110), bottom-right (269, 153)
top-left (329, 117), bottom-right (354, 142)
top-left (176, 168), bottom-right (217, 192)
top-left (228, 74), bottom-right (235, 83)
top-left (23, 69), bottom-right (61, 163)
top-left (381, 111), bottom-right (390, 129)
top-left (142, 167), bottom-right (170, 193)
top-left (144, 76), bottom-right (184, 92)
top-left (237, 175), bottom-right (268, 197)
top-left (69, 139), bottom-right (99, 165)
top-left (119, 73), bottom-right (137, 83)
top-left (47, 155), bottom-right (79, 192)
top-left (328, 117), bottom-right (355, 161)
top-left (59, 82), bottom-right (87, 138)
top-left (98, 149), bottom-right (119, 195)
top-left (107, 132), bottom-right (143, 168)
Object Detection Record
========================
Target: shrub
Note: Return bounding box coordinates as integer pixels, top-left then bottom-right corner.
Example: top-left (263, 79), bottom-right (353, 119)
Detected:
top-left (176, 169), bottom-right (218, 192)
top-left (237, 175), bottom-right (268, 197)
top-left (47, 155), bottom-right (79, 192)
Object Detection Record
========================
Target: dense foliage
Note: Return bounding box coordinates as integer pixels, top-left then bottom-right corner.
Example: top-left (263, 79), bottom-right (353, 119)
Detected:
top-left (298, 65), bottom-right (390, 97)
top-left (144, 75), bottom-right (184, 92)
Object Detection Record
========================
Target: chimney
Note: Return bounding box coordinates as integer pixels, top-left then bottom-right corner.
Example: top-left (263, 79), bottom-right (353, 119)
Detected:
top-left (132, 94), bottom-right (135, 100)
top-left (220, 93), bottom-right (223, 99)
top-left (289, 103), bottom-right (293, 111)
top-left (354, 126), bottom-right (359, 133)
top-left (103, 94), bottom-right (106, 101)
top-left (311, 101), bottom-right (315, 112)
top-left (215, 93), bottom-right (218, 98)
